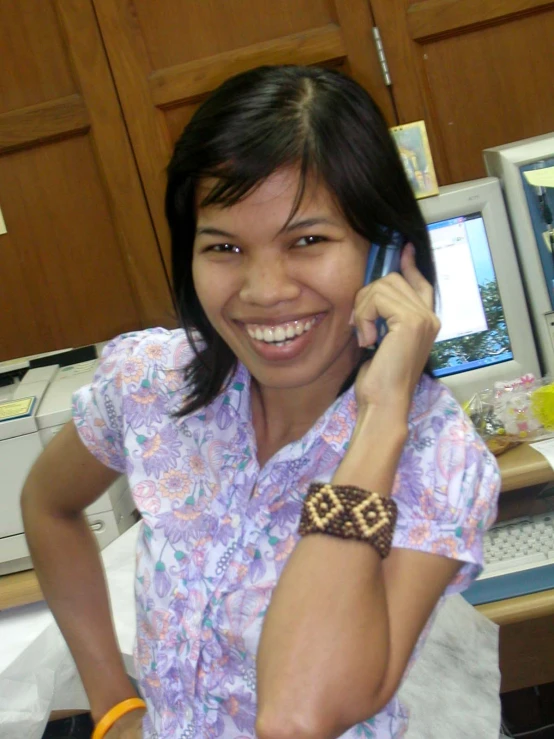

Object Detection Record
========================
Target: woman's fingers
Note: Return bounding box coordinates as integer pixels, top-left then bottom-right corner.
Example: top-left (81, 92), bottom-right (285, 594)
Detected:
top-left (399, 243), bottom-right (434, 309)
top-left (353, 281), bottom-right (425, 347)
top-left (352, 254), bottom-right (439, 347)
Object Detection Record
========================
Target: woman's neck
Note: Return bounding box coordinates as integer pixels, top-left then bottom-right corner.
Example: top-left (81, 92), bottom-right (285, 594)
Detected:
top-left (251, 361), bottom-right (357, 467)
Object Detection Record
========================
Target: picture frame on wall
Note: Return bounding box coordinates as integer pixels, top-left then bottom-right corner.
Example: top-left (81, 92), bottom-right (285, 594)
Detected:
top-left (390, 120), bottom-right (439, 200)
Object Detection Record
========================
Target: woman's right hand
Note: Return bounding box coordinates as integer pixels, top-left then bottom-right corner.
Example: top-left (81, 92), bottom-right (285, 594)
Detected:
top-left (103, 709), bottom-right (145, 738)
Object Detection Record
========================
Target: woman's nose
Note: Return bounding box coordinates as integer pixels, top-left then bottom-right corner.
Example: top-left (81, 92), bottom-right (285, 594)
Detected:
top-left (239, 257), bottom-right (300, 306)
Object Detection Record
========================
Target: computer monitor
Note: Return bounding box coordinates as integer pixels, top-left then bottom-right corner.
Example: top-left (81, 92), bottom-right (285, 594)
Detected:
top-left (484, 133), bottom-right (554, 376)
top-left (419, 177), bottom-right (541, 402)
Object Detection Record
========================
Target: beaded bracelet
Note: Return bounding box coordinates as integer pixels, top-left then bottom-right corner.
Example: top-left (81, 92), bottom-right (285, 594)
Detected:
top-left (92, 697), bottom-right (147, 739)
top-left (299, 483), bottom-right (398, 558)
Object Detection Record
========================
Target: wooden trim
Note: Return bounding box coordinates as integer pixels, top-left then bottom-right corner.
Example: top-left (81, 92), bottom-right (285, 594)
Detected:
top-left (0, 95), bottom-right (89, 154)
top-left (370, 0), bottom-right (452, 182)
top-left (93, 0), bottom-right (174, 276)
top-left (407, 0), bottom-right (554, 42)
top-left (333, 0), bottom-right (395, 124)
top-left (497, 443), bottom-right (554, 493)
top-left (149, 25), bottom-right (347, 108)
top-left (476, 588), bottom-right (554, 626)
top-left (56, 0), bottom-right (174, 326)
top-left (0, 569), bottom-right (42, 611)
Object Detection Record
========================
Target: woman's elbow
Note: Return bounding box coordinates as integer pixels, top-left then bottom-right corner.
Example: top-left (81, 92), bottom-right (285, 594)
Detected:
top-left (255, 688), bottom-right (392, 739)
top-left (256, 710), bottom-right (340, 739)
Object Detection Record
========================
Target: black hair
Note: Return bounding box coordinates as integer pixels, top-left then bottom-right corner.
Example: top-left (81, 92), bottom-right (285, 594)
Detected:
top-left (166, 65), bottom-right (436, 416)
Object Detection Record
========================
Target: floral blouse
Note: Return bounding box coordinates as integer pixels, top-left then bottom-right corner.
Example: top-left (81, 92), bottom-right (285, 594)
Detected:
top-left (72, 328), bottom-right (500, 738)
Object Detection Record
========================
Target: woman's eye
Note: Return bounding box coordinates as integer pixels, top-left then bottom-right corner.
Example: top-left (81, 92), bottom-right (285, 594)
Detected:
top-left (294, 235), bottom-right (327, 247)
top-left (209, 243), bottom-right (241, 254)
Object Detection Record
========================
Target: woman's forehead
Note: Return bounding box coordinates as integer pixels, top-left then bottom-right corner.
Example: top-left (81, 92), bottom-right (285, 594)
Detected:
top-left (196, 167), bottom-right (341, 224)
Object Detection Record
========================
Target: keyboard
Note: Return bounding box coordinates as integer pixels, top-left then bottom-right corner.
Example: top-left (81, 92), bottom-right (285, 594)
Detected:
top-left (463, 511), bottom-right (554, 605)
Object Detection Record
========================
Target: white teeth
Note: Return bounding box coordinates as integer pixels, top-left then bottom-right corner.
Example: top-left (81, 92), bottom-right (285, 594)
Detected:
top-left (246, 317), bottom-right (318, 344)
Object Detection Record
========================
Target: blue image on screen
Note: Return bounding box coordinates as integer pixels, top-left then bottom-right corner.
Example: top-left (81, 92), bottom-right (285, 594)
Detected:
top-left (519, 158), bottom-right (554, 310)
top-left (429, 214), bottom-right (513, 378)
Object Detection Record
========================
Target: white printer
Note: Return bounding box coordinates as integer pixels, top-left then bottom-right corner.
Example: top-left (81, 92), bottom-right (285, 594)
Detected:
top-left (0, 355), bottom-right (137, 576)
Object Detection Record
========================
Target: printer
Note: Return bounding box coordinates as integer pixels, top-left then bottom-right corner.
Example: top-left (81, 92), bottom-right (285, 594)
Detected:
top-left (0, 354), bottom-right (137, 576)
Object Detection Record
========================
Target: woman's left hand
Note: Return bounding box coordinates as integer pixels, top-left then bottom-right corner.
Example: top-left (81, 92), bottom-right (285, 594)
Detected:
top-left (351, 243), bottom-right (440, 417)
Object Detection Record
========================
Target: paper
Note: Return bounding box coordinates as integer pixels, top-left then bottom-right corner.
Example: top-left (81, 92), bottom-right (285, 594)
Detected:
top-left (399, 595), bottom-right (501, 738)
top-left (0, 206), bottom-right (6, 236)
top-left (530, 437), bottom-right (554, 469)
top-left (0, 524), bottom-right (141, 739)
top-left (523, 167), bottom-right (554, 188)
top-left (0, 397), bottom-right (35, 421)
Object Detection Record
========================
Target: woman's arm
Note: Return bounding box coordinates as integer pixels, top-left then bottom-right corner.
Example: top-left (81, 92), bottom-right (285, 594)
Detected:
top-left (21, 422), bottom-right (140, 725)
top-left (255, 405), bottom-right (461, 739)
top-left (256, 246), bottom-right (461, 739)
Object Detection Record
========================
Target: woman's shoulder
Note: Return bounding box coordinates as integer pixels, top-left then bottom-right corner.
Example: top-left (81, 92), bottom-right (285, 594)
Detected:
top-left (93, 327), bottom-right (200, 416)
top-left (408, 374), bottom-right (496, 469)
top-left (98, 327), bottom-right (196, 373)
top-left (410, 374), bottom-right (472, 432)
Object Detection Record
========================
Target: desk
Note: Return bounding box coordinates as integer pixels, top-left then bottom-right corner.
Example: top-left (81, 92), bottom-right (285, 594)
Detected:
top-left (478, 443), bottom-right (554, 693)
top-left (1, 442), bottom-right (554, 694)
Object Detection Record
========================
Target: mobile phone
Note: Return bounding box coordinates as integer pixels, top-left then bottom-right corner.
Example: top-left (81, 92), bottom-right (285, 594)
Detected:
top-left (364, 231), bottom-right (405, 345)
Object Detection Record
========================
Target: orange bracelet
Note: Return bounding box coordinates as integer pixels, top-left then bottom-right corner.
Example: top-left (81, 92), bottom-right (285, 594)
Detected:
top-left (92, 697), bottom-right (147, 739)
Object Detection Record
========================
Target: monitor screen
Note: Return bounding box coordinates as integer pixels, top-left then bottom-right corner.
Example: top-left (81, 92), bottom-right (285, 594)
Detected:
top-left (428, 213), bottom-right (514, 378)
top-left (519, 157), bottom-right (554, 309)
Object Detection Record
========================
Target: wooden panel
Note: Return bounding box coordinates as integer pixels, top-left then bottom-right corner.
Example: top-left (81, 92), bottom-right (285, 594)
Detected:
top-left (497, 614), bottom-right (554, 692)
top-left (149, 25), bottom-right (347, 108)
top-left (56, 0), bottom-right (175, 328)
top-left (92, 0), bottom-right (174, 269)
top-left (423, 12), bottom-right (554, 181)
top-left (94, 0), bottom-right (393, 277)
top-left (497, 444), bottom-right (554, 493)
top-left (0, 95), bottom-right (89, 154)
top-left (0, 0), bottom-right (173, 360)
top-left (0, 0), bottom-right (75, 114)
top-left (477, 589), bottom-right (554, 627)
top-left (0, 570), bottom-right (43, 611)
top-left (0, 137), bottom-right (142, 357)
top-left (133, 0), bottom-right (337, 67)
top-left (370, 0), bottom-right (554, 184)
top-left (407, 0), bottom-right (554, 40)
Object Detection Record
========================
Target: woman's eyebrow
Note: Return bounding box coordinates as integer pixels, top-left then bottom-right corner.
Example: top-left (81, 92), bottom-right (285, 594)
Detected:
top-left (195, 226), bottom-right (237, 238)
top-left (281, 217), bottom-right (337, 233)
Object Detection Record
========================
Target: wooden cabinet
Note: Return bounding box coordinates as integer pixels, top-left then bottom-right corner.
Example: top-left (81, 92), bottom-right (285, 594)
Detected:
top-left (3, 0), bottom-right (553, 360)
top-left (370, 0), bottom-right (554, 183)
top-left (0, 0), bottom-right (173, 361)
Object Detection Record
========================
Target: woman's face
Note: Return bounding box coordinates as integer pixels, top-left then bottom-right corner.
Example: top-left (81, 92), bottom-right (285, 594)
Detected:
top-left (192, 167), bottom-right (368, 393)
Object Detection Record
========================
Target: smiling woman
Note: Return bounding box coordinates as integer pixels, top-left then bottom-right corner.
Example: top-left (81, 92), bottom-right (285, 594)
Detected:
top-left (21, 65), bottom-right (500, 739)
top-left (192, 168), bottom-right (367, 399)
top-left (166, 65), bottom-right (435, 418)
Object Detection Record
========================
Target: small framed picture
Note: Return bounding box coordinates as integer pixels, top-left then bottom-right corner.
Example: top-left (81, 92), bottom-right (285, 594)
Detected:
top-left (390, 120), bottom-right (439, 200)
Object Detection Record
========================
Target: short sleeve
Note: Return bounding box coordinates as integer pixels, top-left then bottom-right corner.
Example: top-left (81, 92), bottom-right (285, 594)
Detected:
top-left (72, 331), bottom-right (144, 473)
top-left (392, 380), bottom-right (501, 596)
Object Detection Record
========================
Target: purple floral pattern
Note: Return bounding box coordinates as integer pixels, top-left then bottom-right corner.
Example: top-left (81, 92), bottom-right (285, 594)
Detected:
top-left (73, 329), bottom-right (500, 738)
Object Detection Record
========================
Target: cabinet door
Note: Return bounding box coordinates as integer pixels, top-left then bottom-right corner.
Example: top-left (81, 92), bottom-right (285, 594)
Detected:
top-left (370, 0), bottom-right (554, 184)
top-left (93, 0), bottom-right (393, 278)
top-left (0, 0), bottom-right (173, 361)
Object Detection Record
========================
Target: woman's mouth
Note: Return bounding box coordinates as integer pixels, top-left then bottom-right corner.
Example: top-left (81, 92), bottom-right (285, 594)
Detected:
top-left (240, 314), bottom-right (324, 360)
top-left (245, 317), bottom-right (317, 346)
